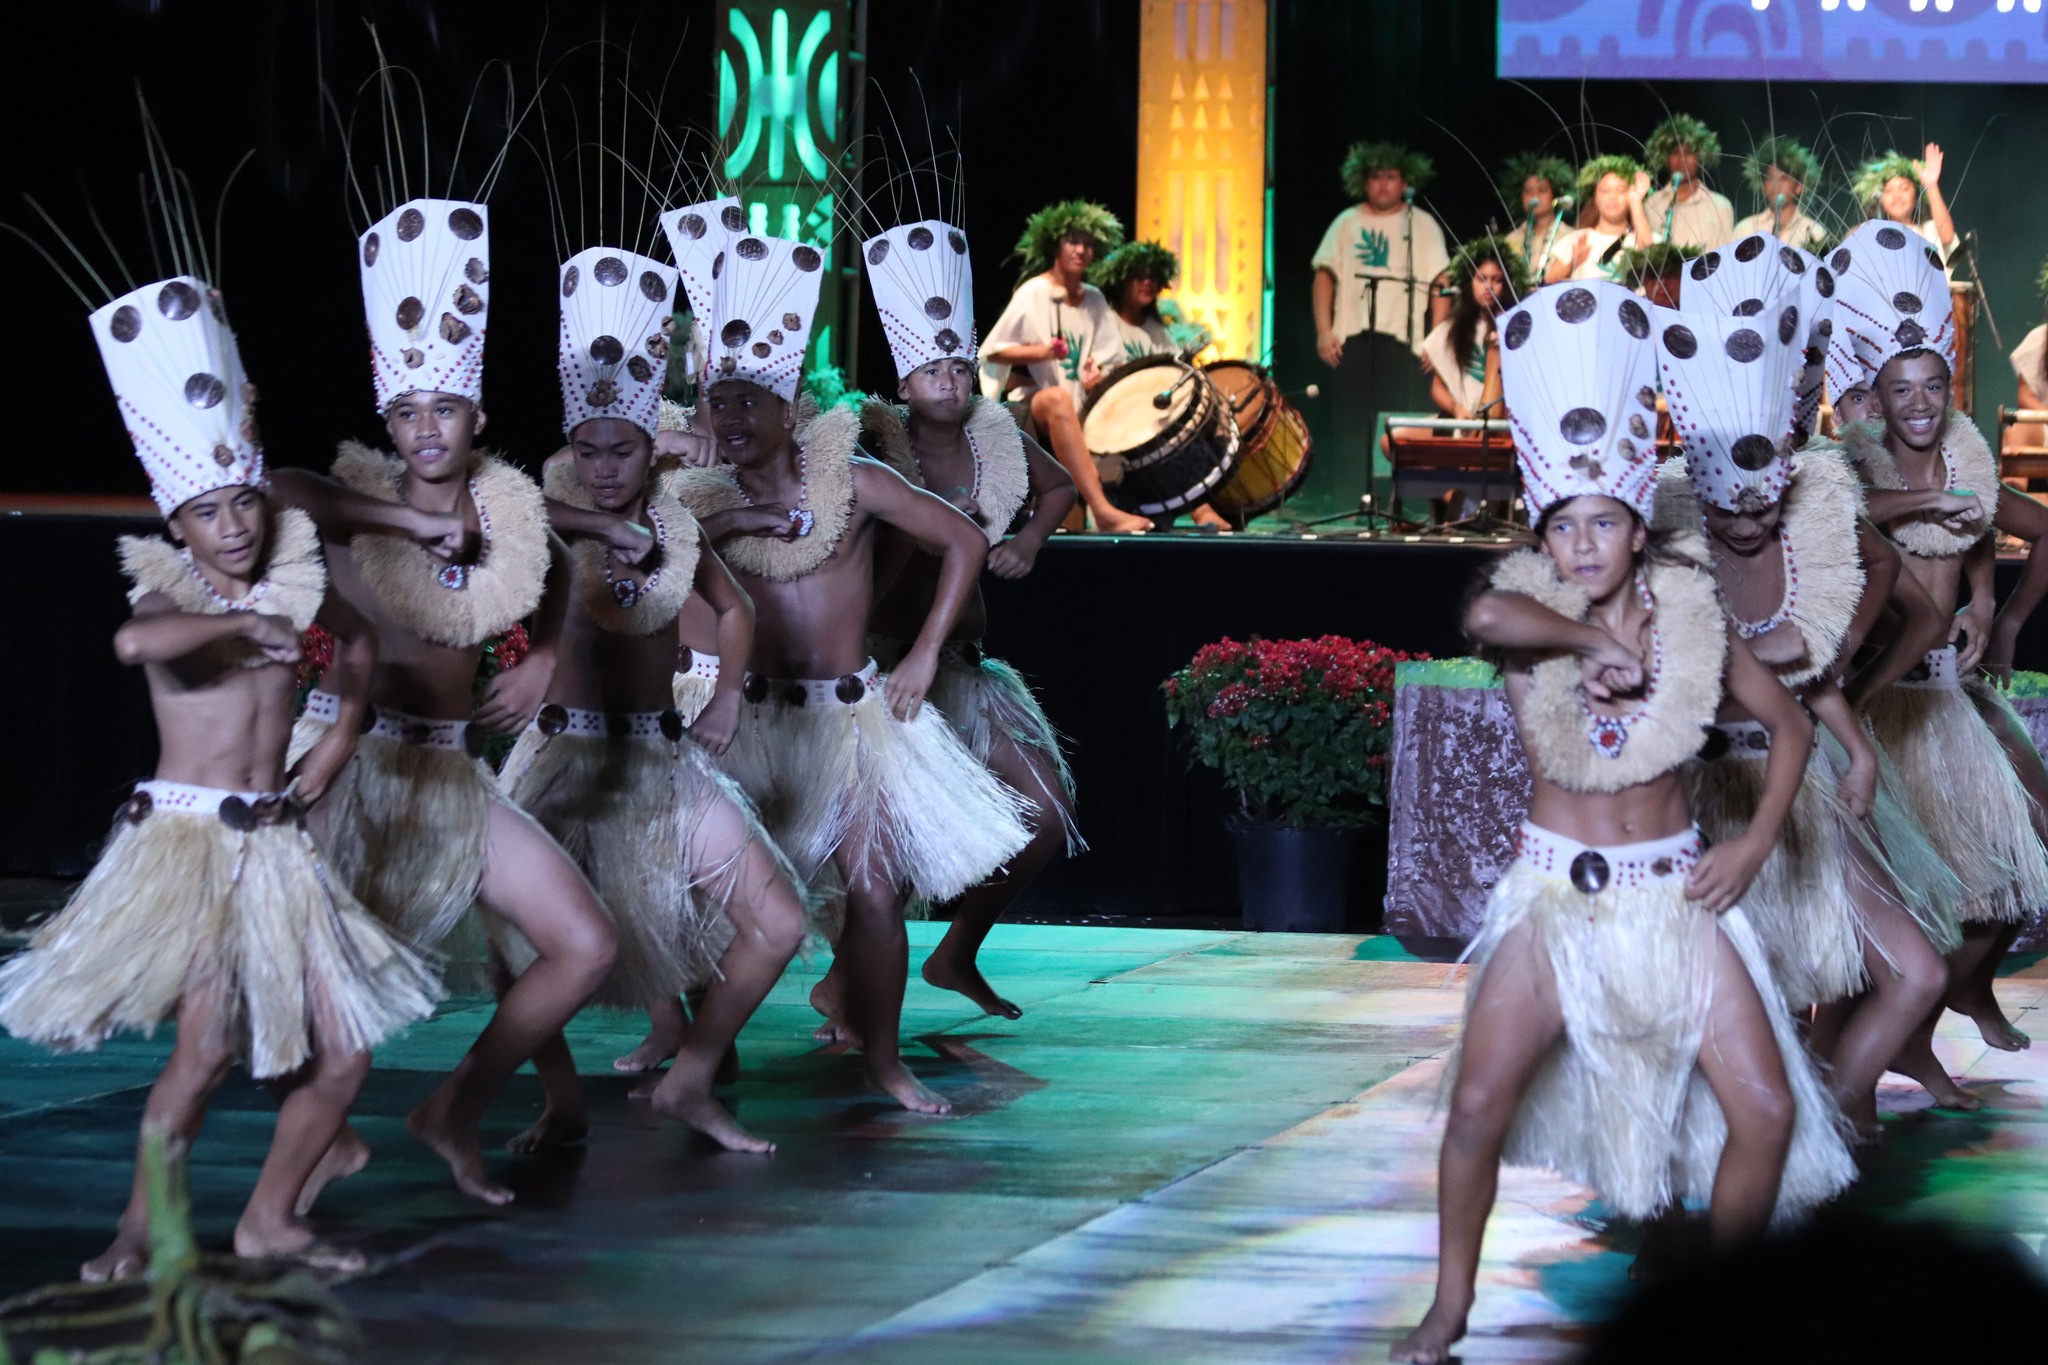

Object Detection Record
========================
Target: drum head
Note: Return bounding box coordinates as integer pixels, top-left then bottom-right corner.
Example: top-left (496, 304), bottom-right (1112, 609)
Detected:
top-left (1084, 355), bottom-right (1203, 463)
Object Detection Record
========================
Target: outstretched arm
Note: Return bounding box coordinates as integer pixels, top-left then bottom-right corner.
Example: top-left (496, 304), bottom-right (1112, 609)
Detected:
top-left (268, 468), bottom-right (471, 559)
top-left (987, 428), bottom-right (1078, 579)
top-left (1989, 488), bottom-right (2048, 682)
top-left (113, 593), bottom-right (302, 668)
top-left (290, 589), bottom-right (377, 804)
top-left (1690, 632), bottom-right (1815, 913)
top-left (1861, 486), bottom-right (1985, 528)
top-left (854, 459), bottom-right (989, 719)
top-left (685, 547), bottom-right (753, 757)
top-left (1464, 590), bottom-right (1644, 698)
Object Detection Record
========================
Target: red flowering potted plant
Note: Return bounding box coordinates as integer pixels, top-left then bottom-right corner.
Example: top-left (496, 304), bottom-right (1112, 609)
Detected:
top-left (1163, 635), bottom-right (1417, 930)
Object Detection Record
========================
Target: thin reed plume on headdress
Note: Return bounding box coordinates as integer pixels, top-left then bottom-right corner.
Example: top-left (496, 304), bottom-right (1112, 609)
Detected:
top-left (329, 26), bottom-right (535, 413)
top-left (4, 89), bottom-right (264, 514)
top-left (1339, 140), bottom-right (1435, 199)
top-left (528, 27), bottom-right (700, 435)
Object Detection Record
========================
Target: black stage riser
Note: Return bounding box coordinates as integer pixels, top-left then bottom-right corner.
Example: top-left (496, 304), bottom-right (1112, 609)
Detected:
top-left (14, 517), bottom-right (2048, 919)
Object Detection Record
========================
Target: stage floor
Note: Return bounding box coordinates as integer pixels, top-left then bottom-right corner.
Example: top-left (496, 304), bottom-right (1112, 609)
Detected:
top-left (1, 924), bottom-right (2044, 1362)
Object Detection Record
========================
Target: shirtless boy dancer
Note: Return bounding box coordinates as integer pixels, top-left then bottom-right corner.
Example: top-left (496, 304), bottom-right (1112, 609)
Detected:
top-left (858, 214), bottom-right (1081, 1019)
top-left (0, 264), bottom-right (438, 1276)
top-left (1829, 220), bottom-right (2048, 1076)
top-left (1393, 281), bottom-right (1854, 1363)
top-left (674, 224), bottom-right (1031, 1113)
top-left (276, 197), bottom-right (617, 1202)
top-left (499, 238), bottom-right (807, 1153)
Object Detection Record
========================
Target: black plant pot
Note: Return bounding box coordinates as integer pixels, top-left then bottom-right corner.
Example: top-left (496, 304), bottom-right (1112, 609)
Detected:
top-left (1228, 818), bottom-right (1359, 932)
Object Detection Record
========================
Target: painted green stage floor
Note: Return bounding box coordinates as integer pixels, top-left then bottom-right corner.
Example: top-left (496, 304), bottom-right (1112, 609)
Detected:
top-left (0, 924), bottom-right (2044, 1363)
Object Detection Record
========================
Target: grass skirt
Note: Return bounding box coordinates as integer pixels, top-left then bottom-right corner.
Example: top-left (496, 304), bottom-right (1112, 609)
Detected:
top-left (925, 651), bottom-right (1084, 856)
top-left (1819, 729), bottom-right (1965, 957)
top-left (1686, 746), bottom-right (1870, 1007)
top-left (1864, 672), bottom-right (2048, 926)
top-left (718, 669), bottom-right (1032, 910)
top-left (497, 726), bottom-right (774, 1004)
top-left (292, 717), bottom-right (497, 947)
top-left (0, 797), bottom-right (441, 1078)
top-left (673, 655), bottom-right (720, 726)
top-left (1458, 838), bottom-right (1856, 1224)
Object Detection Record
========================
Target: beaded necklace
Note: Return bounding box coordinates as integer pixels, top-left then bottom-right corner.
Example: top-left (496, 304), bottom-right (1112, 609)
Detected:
top-left (180, 551), bottom-right (269, 613)
top-left (735, 449), bottom-right (815, 538)
top-left (1579, 571), bottom-right (1663, 759)
top-left (603, 500), bottom-right (668, 610)
top-left (1725, 523), bottom-right (1800, 640)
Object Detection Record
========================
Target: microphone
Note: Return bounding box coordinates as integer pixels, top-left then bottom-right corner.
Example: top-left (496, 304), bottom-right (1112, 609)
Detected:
top-left (1773, 192), bottom-right (1788, 209)
top-left (1553, 193), bottom-right (1575, 211)
top-left (1152, 366), bottom-right (1200, 410)
top-left (1403, 186), bottom-right (1416, 205)
top-left (1670, 170), bottom-right (1686, 188)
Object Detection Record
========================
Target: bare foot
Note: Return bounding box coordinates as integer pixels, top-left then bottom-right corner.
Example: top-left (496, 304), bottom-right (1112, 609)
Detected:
top-left (1190, 504), bottom-right (1231, 529)
top-left (408, 1094), bottom-right (514, 1205)
top-left (1889, 1041), bottom-right (1984, 1110)
top-left (1953, 992), bottom-right (2031, 1052)
top-left (869, 1058), bottom-right (952, 1114)
top-left (505, 1103), bottom-right (589, 1155)
top-left (647, 1079), bottom-right (775, 1153)
top-left (80, 1222), bottom-right (148, 1282)
top-left (1389, 1298), bottom-right (1468, 1363)
top-left (810, 973), bottom-right (862, 1047)
top-left (921, 955), bottom-right (1023, 1020)
top-left (294, 1123), bottom-right (371, 1218)
top-left (1093, 505), bottom-right (1153, 535)
top-left (233, 1218), bottom-right (367, 1274)
top-left (612, 1036), bottom-right (678, 1074)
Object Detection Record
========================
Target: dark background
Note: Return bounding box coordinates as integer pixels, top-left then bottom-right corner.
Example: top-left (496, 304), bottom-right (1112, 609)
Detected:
top-left (7, 1), bottom-right (2048, 910)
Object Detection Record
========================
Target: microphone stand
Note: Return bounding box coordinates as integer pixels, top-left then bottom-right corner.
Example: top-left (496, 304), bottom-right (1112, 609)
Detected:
top-left (1660, 171), bottom-right (1685, 244)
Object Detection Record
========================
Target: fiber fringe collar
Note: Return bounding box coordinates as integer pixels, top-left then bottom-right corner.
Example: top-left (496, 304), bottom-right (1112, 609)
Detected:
top-left (1491, 541), bottom-right (1726, 793)
top-left (1653, 452), bottom-right (1866, 689)
top-left (859, 395), bottom-right (1030, 548)
top-left (118, 506), bottom-right (327, 670)
top-left (1836, 410), bottom-right (1996, 559)
top-left (544, 461), bottom-right (701, 635)
top-left (673, 397), bottom-right (860, 582)
top-left (332, 443), bottom-right (548, 647)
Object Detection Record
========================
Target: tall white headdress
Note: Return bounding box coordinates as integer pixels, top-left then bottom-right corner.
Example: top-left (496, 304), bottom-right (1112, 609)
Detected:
top-left (1829, 219), bottom-right (1954, 381)
top-left (1498, 281), bottom-right (1661, 520)
top-left (557, 248), bottom-right (678, 435)
top-left (700, 230), bottom-right (825, 401)
top-left (1678, 231), bottom-right (1836, 438)
top-left (91, 277), bottom-right (264, 515)
top-left (863, 220), bottom-right (976, 379)
top-left (660, 197), bottom-right (745, 317)
top-left (1653, 301), bottom-right (1801, 511)
top-left (358, 198), bottom-right (491, 412)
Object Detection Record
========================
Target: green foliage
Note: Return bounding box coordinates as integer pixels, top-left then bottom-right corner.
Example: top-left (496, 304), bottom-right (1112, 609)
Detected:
top-left (1852, 152), bottom-right (1919, 209)
top-left (1163, 636), bottom-right (1420, 829)
top-left (1013, 201), bottom-right (1125, 283)
top-left (1645, 112), bottom-right (1723, 172)
top-left (1340, 140), bottom-right (1435, 199)
top-left (1576, 154), bottom-right (1645, 206)
top-left (1497, 152), bottom-right (1575, 218)
top-left (1614, 241), bottom-right (1704, 292)
top-left (1744, 135), bottom-right (1821, 194)
top-left (1090, 239), bottom-right (1180, 295)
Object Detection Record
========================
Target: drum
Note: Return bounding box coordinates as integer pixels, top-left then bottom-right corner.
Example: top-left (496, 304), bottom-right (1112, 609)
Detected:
top-left (1081, 354), bottom-right (1241, 516)
top-left (1951, 281), bottom-right (1978, 414)
top-left (1203, 360), bottom-right (1313, 522)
